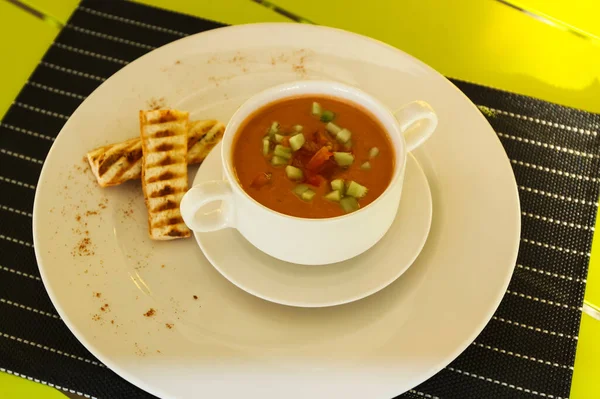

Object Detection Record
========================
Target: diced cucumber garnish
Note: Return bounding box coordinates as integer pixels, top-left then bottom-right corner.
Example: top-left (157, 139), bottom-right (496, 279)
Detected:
top-left (324, 190), bottom-right (342, 202)
top-left (360, 161), bottom-right (371, 170)
top-left (340, 197), bottom-right (359, 213)
top-left (285, 165), bottom-right (304, 181)
top-left (369, 147), bottom-right (380, 158)
top-left (262, 138), bottom-right (270, 156)
top-left (293, 124), bottom-right (303, 132)
top-left (294, 184), bottom-right (309, 196)
top-left (311, 102), bottom-right (322, 116)
top-left (346, 181), bottom-right (368, 198)
top-left (336, 128), bottom-right (352, 144)
top-left (274, 134), bottom-right (284, 143)
top-left (289, 133), bottom-right (305, 151)
top-left (271, 155), bottom-right (289, 166)
top-left (274, 144), bottom-right (292, 159)
top-left (268, 121), bottom-right (280, 135)
top-left (331, 179), bottom-right (345, 193)
top-left (326, 122), bottom-right (342, 135)
top-left (320, 110), bottom-right (336, 122)
top-left (301, 189), bottom-right (316, 201)
top-left (343, 140), bottom-right (353, 150)
top-left (333, 152), bottom-right (354, 167)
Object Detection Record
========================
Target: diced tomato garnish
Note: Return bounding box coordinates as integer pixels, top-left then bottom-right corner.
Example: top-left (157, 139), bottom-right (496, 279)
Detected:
top-left (250, 172), bottom-right (272, 189)
top-left (281, 136), bottom-right (290, 147)
top-left (313, 130), bottom-right (331, 147)
top-left (319, 159), bottom-right (338, 179)
top-left (302, 139), bottom-right (321, 153)
top-left (305, 174), bottom-right (326, 187)
top-left (306, 146), bottom-right (332, 172)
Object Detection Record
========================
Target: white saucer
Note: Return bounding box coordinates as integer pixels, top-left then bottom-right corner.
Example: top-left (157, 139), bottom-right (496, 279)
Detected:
top-left (192, 143), bottom-right (432, 307)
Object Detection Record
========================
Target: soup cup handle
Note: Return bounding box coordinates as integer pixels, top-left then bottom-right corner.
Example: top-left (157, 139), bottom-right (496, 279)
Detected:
top-left (180, 181), bottom-right (235, 232)
top-left (394, 100), bottom-right (438, 152)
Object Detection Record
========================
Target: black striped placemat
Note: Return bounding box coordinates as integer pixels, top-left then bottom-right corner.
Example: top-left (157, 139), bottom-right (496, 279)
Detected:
top-left (1, 1), bottom-right (599, 398)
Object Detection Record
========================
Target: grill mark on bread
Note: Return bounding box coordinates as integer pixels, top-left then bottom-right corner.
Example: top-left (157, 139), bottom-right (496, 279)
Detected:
top-left (125, 147), bottom-right (143, 163)
top-left (155, 143), bottom-right (174, 152)
top-left (187, 124), bottom-right (212, 148)
top-left (98, 152), bottom-right (121, 176)
top-left (112, 146), bottom-right (143, 181)
top-left (187, 133), bottom-right (206, 150)
top-left (187, 120), bottom-right (217, 150)
top-left (158, 156), bottom-right (173, 166)
top-left (147, 171), bottom-right (176, 183)
top-left (148, 185), bottom-right (186, 198)
top-left (152, 200), bottom-right (178, 212)
top-left (157, 111), bottom-right (178, 123)
top-left (154, 129), bottom-right (175, 138)
top-left (152, 185), bottom-right (173, 197)
top-left (152, 217), bottom-right (184, 229)
top-left (154, 143), bottom-right (185, 153)
top-left (167, 229), bottom-right (187, 237)
top-left (96, 141), bottom-right (140, 177)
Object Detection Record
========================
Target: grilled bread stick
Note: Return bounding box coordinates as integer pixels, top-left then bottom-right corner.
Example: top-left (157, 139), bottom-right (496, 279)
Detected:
top-left (139, 109), bottom-right (191, 240)
top-left (86, 120), bottom-right (224, 187)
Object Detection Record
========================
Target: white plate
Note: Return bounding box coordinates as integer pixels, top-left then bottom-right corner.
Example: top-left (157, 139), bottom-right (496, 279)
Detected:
top-left (33, 24), bottom-right (520, 398)
top-left (193, 143), bottom-right (432, 308)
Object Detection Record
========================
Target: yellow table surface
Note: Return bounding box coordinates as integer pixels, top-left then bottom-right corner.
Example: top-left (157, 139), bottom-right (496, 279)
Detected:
top-left (1, 0), bottom-right (598, 398)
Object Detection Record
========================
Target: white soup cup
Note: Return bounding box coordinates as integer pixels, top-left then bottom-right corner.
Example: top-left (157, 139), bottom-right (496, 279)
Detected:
top-left (180, 80), bottom-right (437, 265)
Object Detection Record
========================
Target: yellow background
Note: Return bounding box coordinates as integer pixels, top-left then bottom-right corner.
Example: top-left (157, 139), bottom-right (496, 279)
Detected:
top-left (0, 0), bottom-right (597, 397)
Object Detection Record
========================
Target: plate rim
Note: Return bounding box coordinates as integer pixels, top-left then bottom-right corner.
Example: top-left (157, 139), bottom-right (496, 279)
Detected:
top-left (32, 22), bottom-right (521, 398)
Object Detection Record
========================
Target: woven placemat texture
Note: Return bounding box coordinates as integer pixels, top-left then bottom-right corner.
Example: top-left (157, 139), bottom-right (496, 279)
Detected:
top-left (1, 1), bottom-right (599, 398)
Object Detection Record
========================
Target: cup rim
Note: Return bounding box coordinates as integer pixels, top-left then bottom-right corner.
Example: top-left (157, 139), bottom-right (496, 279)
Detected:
top-left (222, 80), bottom-right (408, 222)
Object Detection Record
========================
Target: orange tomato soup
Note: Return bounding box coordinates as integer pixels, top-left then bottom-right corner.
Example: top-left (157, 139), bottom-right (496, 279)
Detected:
top-left (232, 96), bottom-right (394, 218)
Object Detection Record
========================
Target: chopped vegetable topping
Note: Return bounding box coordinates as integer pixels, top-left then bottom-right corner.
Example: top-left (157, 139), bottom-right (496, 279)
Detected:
top-left (369, 147), bottom-right (380, 159)
top-left (301, 189), bottom-right (316, 201)
top-left (320, 110), bottom-right (336, 123)
top-left (285, 165), bottom-right (303, 181)
top-left (346, 181), bottom-right (368, 198)
top-left (271, 155), bottom-right (289, 166)
top-left (254, 102), bottom-right (385, 215)
top-left (331, 179), bottom-right (345, 193)
top-left (324, 190), bottom-right (342, 202)
top-left (262, 138), bottom-right (270, 156)
top-left (250, 172), bottom-right (272, 189)
top-left (294, 184), bottom-right (309, 196)
top-left (333, 152), bottom-right (354, 167)
top-left (340, 197), bottom-right (359, 213)
top-left (306, 147), bottom-right (333, 172)
top-left (326, 122), bottom-right (342, 135)
top-left (336, 128), bottom-right (352, 144)
top-left (311, 102), bottom-right (322, 116)
top-left (274, 145), bottom-right (292, 159)
top-left (289, 133), bottom-right (305, 151)
top-left (269, 121), bottom-right (280, 135)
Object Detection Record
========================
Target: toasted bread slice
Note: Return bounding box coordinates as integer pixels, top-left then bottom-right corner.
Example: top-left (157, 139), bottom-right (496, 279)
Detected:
top-left (86, 137), bottom-right (143, 187)
top-left (139, 109), bottom-right (191, 240)
top-left (188, 120), bottom-right (225, 164)
top-left (86, 120), bottom-right (224, 187)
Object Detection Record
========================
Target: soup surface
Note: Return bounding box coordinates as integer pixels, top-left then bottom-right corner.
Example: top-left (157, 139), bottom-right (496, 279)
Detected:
top-left (232, 96), bottom-right (394, 218)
